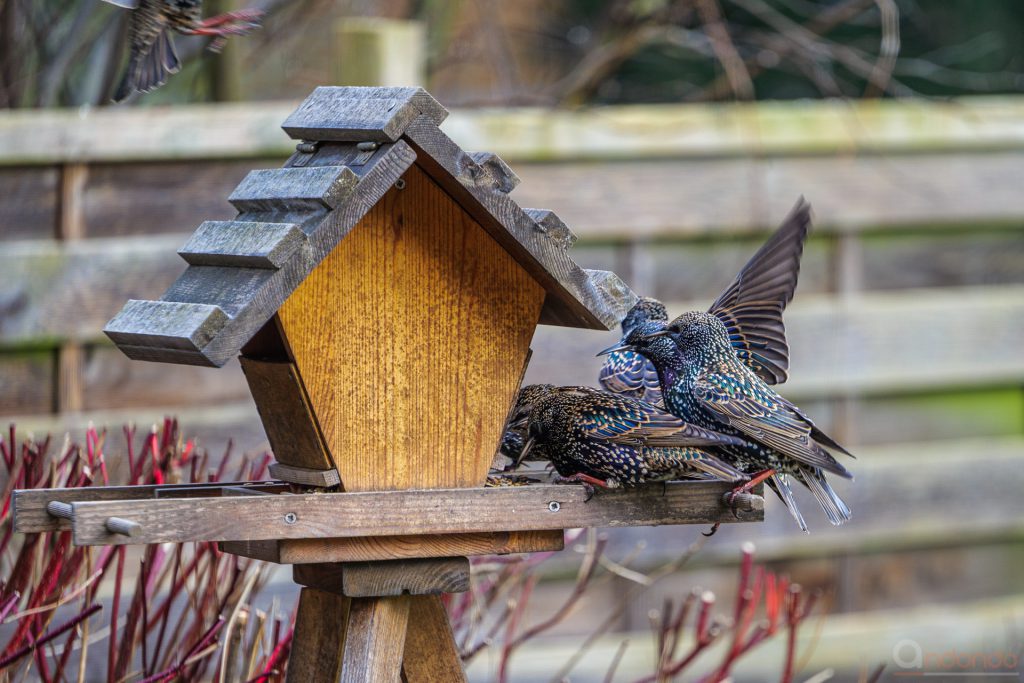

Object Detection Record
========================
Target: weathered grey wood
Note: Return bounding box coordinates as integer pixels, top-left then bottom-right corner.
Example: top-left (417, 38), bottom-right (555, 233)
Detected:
top-left (104, 517), bottom-right (141, 537)
top-left (467, 151), bottom-right (520, 193)
top-left (268, 462), bottom-right (341, 488)
top-left (294, 557), bottom-right (470, 597)
top-left (220, 530), bottom-right (565, 563)
top-left (0, 166), bottom-right (58, 238)
top-left (178, 221), bottom-right (306, 269)
top-left (524, 208), bottom-right (576, 248)
top-left (228, 166), bottom-right (359, 213)
top-left (285, 588), bottom-right (349, 683)
top-left (102, 140), bottom-right (418, 367)
top-left (282, 86), bottom-right (447, 143)
top-left (403, 115), bottom-right (636, 330)
top-left (240, 356), bottom-right (335, 471)
top-left (65, 480), bottom-right (761, 545)
top-left (104, 300), bottom-right (229, 353)
top-left (15, 481), bottom-right (286, 533)
top-left (510, 152), bottom-right (1024, 238)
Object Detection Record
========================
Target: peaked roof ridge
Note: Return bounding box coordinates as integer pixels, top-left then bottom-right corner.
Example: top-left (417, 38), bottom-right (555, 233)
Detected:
top-left (104, 87), bottom-right (636, 368)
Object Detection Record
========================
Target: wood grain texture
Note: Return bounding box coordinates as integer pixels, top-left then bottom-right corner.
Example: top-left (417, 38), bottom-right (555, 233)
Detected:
top-left (240, 357), bottom-right (333, 471)
top-left (228, 166), bottom-right (358, 212)
top-left (282, 86), bottom-right (447, 143)
top-left (339, 596), bottom-right (410, 683)
top-left (14, 481), bottom-right (287, 533)
top-left (178, 220), bottom-right (306, 269)
top-left (403, 116), bottom-right (637, 330)
top-left (278, 163), bottom-right (545, 491)
top-left (467, 151), bottom-right (519, 193)
top-left (294, 557), bottom-right (470, 597)
top-left (402, 596), bottom-right (467, 683)
top-left (64, 480), bottom-right (762, 545)
top-left (221, 529), bottom-right (564, 563)
top-left (285, 588), bottom-right (350, 683)
top-left (268, 462), bottom-right (340, 487)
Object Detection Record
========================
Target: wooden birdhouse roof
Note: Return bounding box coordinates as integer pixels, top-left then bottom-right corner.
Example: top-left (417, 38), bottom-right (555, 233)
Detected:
top-left (104, 86), bottom-right (637, 367)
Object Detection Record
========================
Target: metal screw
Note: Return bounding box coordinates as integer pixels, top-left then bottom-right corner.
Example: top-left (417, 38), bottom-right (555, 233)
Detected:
top-left (547, 501), bottom-right (560, 513)
top-left (284, 512), bottom-right (298, 524)
top-left (395, 178), bottom-right (406, 190)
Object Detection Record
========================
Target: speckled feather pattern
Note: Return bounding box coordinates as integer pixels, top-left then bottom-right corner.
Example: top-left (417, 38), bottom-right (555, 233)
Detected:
top-left (524, 386), bottom-right (745, 487)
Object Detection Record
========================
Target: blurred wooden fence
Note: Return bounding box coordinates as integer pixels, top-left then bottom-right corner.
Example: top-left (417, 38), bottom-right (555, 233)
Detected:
top-left (2, 96), bottom-right (1024, 676)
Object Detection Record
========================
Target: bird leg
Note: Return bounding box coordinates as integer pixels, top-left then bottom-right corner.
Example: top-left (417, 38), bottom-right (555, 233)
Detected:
top-left (703, 469), bottom-right (775, 537)
top-left (181, 9), bottom-right (263, 40)
top-left (552, 473), bottom-right (610, 502)
top-left (724, 468), bottom-right (775, 515)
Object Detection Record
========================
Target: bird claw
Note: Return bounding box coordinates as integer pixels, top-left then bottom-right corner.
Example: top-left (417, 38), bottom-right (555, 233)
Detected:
top-left (702, 522), bottom-right (720, 537)
top-left (553, 473), bottom-right (608, 502)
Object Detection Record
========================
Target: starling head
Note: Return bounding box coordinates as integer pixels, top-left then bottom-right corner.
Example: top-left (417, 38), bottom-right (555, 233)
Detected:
top-left (602, 319), bottom-right (679, 366)
top-left (621, 297), bottom-right (668, 336)
top-left (664, 311), bottom-right (733, 358)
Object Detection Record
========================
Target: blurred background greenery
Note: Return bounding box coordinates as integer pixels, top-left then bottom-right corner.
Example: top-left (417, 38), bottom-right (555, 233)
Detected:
top-left (2, 1), bottom-right (1024, 680)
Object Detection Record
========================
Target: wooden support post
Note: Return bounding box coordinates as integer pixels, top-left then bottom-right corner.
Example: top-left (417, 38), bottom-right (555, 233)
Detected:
top-left (402, 596), bottom-right (467, 683)
top-left (340, 595), bottom-right (411, 683)
top-left (286, 588), bottom-right (351, 683)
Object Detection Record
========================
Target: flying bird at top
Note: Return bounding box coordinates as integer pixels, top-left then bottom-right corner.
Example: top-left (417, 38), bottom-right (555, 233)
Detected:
top-left (601, 200), bottom-right (854, 531)
top-left (104, 0), bottom-right (263, 102)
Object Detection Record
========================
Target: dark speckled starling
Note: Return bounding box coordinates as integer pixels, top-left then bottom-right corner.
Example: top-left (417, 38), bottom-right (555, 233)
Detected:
top-left (107, 0), bottom-right (263, 102)
top-left (517, 386), bottom-right (748, 496)
top-left (498, 384), bottom-right (557, 465)
top-left (599, 297), bottom-right (668, 405)
top-left (601, 201), bottom-right (853, 531)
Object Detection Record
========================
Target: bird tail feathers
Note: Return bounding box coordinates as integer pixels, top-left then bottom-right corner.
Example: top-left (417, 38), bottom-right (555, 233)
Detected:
top-left (802, 468), bottom-right (852, 525)
top-left (769, 474), bottom-right (809, 533)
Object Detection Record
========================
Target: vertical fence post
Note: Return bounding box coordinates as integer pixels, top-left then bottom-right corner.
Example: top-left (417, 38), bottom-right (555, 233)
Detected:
top-left (332, 18), bottom-right (426, 87)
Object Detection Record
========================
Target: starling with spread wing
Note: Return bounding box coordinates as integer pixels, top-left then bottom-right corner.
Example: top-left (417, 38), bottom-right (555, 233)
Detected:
top-left (601, 201), bottom-right (853, 531)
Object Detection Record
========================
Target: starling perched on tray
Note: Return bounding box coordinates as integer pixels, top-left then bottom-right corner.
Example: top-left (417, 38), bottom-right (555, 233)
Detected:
top-left (599, 297), bottom-right (668, 405)
top-left (516, 385), bottom-right (748, 497)
top-left (105, 0), bottom-right (263, 102)
top-left (600, 200), bottom-right (853, 531)
top-left (498, 383), bottom-right (556, 466)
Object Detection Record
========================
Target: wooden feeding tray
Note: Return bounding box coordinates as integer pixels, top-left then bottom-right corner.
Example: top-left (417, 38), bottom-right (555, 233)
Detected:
top-left (14, 86), bottom-right (763, 682)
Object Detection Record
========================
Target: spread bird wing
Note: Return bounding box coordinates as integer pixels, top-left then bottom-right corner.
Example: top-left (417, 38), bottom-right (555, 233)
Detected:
top-left (694, 372), bottom-right (852, 478)
top-left (708, 199), bottom-right (811, 385)
top-left (598, 350), bottom-right (662, 404)
top-left (577, 395), bottom-right (743, 449)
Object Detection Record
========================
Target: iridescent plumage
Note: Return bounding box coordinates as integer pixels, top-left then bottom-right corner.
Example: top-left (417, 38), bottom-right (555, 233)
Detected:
top-left (519, 385), bottom-right (747, 489)
top-left (599, 297), bottom-right (667, 405)
top-left (613, 201), bottom-right (854, 531)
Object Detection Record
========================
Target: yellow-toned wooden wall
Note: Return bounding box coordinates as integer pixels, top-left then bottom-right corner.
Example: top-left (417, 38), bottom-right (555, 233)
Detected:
top-left (277, 163), bottom-right (545, 492)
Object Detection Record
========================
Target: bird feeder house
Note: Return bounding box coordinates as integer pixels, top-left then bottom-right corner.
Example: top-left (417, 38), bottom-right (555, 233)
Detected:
top-left (14, 87), bottom-right (763, 681)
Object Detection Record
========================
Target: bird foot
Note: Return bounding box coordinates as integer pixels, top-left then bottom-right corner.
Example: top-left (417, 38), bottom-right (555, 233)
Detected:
top-left (197, 8), bottom-right (265, 28)
top-left (552, 473), bottom-right (610, 502)
top-left (723, 468), bottom-right (775, 518)
top-left (702, 522), bottom-right (720, 537)
top-left (183, 9), bottom-right (263, 47)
